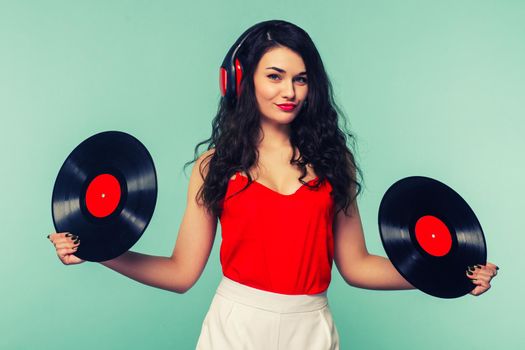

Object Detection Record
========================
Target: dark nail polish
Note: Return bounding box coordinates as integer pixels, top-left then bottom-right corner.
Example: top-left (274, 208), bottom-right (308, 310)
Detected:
top-left (47, 234), bottom-right (50, 239)
top-left (496, 266), bottom-right (499, 270)
top-left (468, 266), bottom-right (475, 271)
top-left (66, 233), bottom-right (72, 237)
top-left (475, 264), bottom-right (482, 268)
top-left (467, 271), bottom-right (473, 275)
top-left (74, 239), bottom-right (80, 244)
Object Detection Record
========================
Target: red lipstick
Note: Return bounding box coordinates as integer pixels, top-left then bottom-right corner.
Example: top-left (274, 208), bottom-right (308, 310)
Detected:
top-left (276, 103), bottom-right (297, 111)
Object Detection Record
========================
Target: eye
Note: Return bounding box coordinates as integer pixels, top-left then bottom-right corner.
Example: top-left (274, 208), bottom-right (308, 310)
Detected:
top-left (295, 76), bottom-right (308, 84)
top-left (267, 74), bottom-right (281, 80)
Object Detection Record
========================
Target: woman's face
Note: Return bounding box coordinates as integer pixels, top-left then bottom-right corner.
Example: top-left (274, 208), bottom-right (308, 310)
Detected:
top-left (253, 46), bottom-right (308, 126)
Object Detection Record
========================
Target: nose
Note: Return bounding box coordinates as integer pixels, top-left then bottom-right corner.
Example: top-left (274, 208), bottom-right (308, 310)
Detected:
top-left (281, 79), bottom-right (296, 100)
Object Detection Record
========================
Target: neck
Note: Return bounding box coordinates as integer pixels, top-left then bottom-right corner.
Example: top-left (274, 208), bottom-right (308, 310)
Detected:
top-left (257, 118), bottom-right (292, 151)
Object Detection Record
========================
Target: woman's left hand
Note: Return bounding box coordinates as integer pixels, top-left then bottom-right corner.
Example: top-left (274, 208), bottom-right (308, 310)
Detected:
top-left (466, 262), bottom-right (499, 296)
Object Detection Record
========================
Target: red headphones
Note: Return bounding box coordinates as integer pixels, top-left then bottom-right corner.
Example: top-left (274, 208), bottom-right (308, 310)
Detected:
top-left (219, 20), bottom-right (282, 105)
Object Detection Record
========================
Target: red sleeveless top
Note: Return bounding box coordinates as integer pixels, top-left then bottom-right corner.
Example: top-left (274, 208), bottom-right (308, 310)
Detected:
top-left (219, 171), bottom-right (335, 295)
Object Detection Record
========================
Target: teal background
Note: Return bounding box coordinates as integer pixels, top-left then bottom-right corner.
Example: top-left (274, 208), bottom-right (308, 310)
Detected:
top-left (1, 0), bottom-right (523, 349)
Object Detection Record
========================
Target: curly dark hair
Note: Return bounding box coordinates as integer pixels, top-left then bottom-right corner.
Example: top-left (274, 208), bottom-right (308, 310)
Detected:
top-left (183, 20), bottom-right (363, 218)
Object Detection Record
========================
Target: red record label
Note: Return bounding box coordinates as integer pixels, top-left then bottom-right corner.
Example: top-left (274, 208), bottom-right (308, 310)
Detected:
top-left (414, 215), bottom-right (452, 257)
top-left (85, 173), bottom-right (121, 218)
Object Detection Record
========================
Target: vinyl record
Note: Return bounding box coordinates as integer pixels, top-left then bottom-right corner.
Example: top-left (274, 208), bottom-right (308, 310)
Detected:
top-left (52, 131), bottom-right (157, 262)
top-left (378, 176), bottom-right (486, 298)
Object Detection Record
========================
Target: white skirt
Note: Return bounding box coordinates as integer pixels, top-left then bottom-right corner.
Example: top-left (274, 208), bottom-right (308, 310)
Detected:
top-left (195, 276), bottom-right (340, 350)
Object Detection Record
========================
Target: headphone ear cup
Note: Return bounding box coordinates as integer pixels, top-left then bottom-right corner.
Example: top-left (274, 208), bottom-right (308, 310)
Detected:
top-left (234, 58), bottom-right (243, 98)
top-left (219, 67), bottom-right (228, 97)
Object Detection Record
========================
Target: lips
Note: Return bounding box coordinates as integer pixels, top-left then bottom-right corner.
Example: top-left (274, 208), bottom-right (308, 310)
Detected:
top-left (276, 103), bottom-right (297, 111)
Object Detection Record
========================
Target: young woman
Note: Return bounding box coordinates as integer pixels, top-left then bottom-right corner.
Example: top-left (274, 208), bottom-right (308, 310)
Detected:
top-left (48, 20), bottom-right (499, 349)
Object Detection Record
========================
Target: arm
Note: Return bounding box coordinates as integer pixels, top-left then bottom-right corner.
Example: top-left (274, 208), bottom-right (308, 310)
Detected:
top-left (100, 149), bottom-right (218, 294)
top-left (100, 252), bottom-right (185, 293)
top-left (333, 198), bottom-right (415, 291)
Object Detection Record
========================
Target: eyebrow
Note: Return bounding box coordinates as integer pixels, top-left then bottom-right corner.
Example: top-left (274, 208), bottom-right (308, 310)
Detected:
top-left (266, 66), bottom-right (307, 75)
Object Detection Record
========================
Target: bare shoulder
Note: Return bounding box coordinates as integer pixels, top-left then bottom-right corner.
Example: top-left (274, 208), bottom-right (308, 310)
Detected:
top-left (192, 148), bottom-right (216, 181)
top-left (199, 147), bottom-right (216, 160)
top-left (187, 147), bottom-right (217, 209)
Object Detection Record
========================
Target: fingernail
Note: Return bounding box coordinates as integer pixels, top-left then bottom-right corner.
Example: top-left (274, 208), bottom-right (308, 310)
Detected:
top-left (66, 233), bottom-right (72, 237)
top-left (468, 266), bottom-right (475, 271)
top-left (496, 266), bottom-right (499, 270)
top-left (74, 239), bottom-right (80, 244)
top-left (467, 271), bottom-right (473, 276)
top-left (475, 264), bottom-right (482, 268)
top-left (47, 234), bottom-right (50, 239)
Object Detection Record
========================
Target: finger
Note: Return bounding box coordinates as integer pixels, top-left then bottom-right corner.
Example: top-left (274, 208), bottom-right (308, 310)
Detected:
top-left (466, 269), bottom-right (477, 279)
top-left (55, 232), bottom-right (69, 239)
top-left (49, 236), bottom-right (67, 248)
top-left (473, 278), bottom-right (490, 289)
top-left (472, 269), bottom-right (495, 278)
top-left (470, 273), bottom-right (492, 285)
top-left (57, 243), bottom-right (78, 255)
top-left (55, 241), bottom-right (80, 249)
top-left (470, 280), bottom-right (491, 296)
top-left (474, 266), bottom-right (497, 278)
top-left (57, 246), bottom-right (78, 259)
top-left (57, 232), bottom-right (78, 240)
top-left (485, 262), bottom-right (499, 271)
top-left (64, 253), bottom-right (83, 265)
top-left (469, 265), bottom-right (496, 277)
top-left (470, 285), bottom-right (488, 296)
top-left (57, 249), bottom-right (67, 260)
top-left (471, 275), bottom-right (491, 286)
top-left (50, 233), bottom-right (79, 245)
top-left (475, 264), bottom-right (498, 277)
top-left (472, 274), bottom-right (492, 284)
top-left (63, 236), bottom-right (80, 245)
top-left (67, 246), bottom-right (79, 253)
top-left (48, 232), bottom-right (66, 242)
top-left (466, 268), bottom-right (492, 283)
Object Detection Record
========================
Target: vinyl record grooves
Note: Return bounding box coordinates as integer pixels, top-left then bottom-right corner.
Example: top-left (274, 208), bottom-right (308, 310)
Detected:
top-left (378, 176), bottom-right (486, 298)
top-left (51, 131), bottom-right (157, 262)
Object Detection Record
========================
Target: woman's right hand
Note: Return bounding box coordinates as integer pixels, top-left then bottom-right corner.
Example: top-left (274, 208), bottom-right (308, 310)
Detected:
top-left (48, 232), bottom-right (85, 265)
